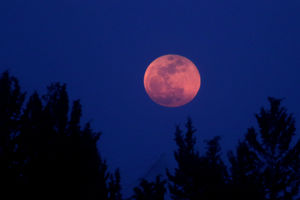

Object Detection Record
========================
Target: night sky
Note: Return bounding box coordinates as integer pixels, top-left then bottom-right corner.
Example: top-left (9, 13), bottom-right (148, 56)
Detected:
top-left (1, 0), bottom-right (300, 197)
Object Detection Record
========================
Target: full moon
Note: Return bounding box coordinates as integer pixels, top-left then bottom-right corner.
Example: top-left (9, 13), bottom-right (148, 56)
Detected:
top-left (144, 54), bottom-right (201, 107)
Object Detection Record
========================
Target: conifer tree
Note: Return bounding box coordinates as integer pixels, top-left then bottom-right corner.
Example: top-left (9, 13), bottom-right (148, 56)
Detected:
top-left (109, 168), bottom-right (122, 200)
top-left (0, 73), bottom-right (113, 200)
top-left (0, 71), bottom-right (25, 197)
top-left (167, 118), bottom-right (228, 200)
top-left (228, 97), bottom-right (300, 200)
top-left (167, 118), bottom-right (200, 200)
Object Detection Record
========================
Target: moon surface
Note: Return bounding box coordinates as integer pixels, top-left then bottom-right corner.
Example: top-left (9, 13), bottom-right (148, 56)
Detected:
top-left (144, 54), bottom-right (201, 107)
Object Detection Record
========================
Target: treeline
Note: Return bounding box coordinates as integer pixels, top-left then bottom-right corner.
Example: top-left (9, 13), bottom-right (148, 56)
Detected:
top-left (0, 71), bottom-right (300, 200)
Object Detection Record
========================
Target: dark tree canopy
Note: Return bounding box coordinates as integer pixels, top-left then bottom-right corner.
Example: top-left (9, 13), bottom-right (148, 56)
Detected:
top-left (131, 176), bottom-right (166, 200)
top-left (167, 118), bottom-right (228, 200)
top-left (0, 71), bottom-right (120, 200)
top-left (0, 70), bottom-right (299, 200)
top-left (109, 168), bottom-right (123, 200)
top-left (228, 97), bottom-right (300, 200)
top-left (0, 71), bottom-right (25, 196)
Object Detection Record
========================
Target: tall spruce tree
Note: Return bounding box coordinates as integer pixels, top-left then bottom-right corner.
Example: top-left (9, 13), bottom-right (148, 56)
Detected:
top-left (166, 118), bottom-right (200, 200)
top-left (109, 168), bottom-right (122, 200)
top-left (201, 136), bottom-right (228, 199)
top-left (228, 97), bottom-right (300, 200)
top-left (18, 83), bottom-right (111, 200)
top-left (0, 71), bottom-right (25, 197)
top-left (167, 118), bottom-right (228, 200)
top-left (0, 71), bottom-right (115, 200)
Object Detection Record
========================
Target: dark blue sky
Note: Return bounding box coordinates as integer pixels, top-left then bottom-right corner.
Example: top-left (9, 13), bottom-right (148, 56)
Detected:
top-left (1, 0), bottom-right (300, 197)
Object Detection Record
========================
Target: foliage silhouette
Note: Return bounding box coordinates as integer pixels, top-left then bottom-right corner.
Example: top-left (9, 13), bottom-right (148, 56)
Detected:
top-left (109, 168), bottom-right (122, 200)
top-left (228, 97), bottom-right (300, 200)
top-left (131, 175), bottom-right (166, 200)
top-left (0, 71), bottom-right (25, 198)
top-left (1, 70), bottom-right (300, 200)
top-left (167, 118), bottom-right (228, 200)
top-left (0, 71), bottom-right (119, 200)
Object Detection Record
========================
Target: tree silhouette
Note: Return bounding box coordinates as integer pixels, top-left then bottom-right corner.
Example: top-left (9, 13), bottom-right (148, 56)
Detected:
top-left (201, 136), bottom-right (228, 199)
top-left (166, 118), bottom-right (199, 200)
top-left (227, 140), bottom-right (266, 200)
top-left (0, 71), bottom-right (115, 200)
top-left (15, 83), bottom-right (111, 199)
top-left (2, 70), bottom-right (300, 200)
top-left (167, 118), bottom-right (228, 200)
top-left (131, 176), bottom-right (166, 200)
top-left (0, 71), bottom-right (25, 197)
top-left (109, 168), bottom-right (122, 200)
top-left (228, 97), bottom-right (300, 200)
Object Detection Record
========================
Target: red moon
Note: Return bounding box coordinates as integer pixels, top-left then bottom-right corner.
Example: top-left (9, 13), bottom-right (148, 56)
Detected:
top-left (144, 54), bottom-right (201, 107)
